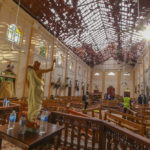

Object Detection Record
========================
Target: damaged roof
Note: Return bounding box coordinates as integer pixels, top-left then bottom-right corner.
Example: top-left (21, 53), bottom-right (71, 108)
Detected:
top-left (14, 0), bottom-right (149, 66)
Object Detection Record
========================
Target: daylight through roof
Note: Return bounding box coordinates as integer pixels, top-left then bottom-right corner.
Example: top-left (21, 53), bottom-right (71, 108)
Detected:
top-left (13, 0), bottom-right (150, 66)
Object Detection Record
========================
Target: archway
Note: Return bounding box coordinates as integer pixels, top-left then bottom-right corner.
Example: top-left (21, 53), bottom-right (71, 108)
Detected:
top-left (107, 86), bottom-right (115, 99)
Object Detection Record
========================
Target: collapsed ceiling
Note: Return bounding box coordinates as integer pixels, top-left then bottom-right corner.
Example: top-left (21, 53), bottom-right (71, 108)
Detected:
top-left (14, 0), bottom-right (150, 66)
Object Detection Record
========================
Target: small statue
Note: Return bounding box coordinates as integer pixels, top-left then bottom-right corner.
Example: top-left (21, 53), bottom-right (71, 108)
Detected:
top-left (0, 62), bottom-right (16, 98)
top-left (26, 59), bottom-right (56, 130)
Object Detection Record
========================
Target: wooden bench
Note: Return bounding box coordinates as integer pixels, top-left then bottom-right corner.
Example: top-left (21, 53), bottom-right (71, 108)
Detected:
top-left (100, 100), bottom-right (121, 110)
top-left (82, 106), bottom-right (102, 119)
top-left (104, 112), bottom-right (144, 135)
top-left (109, 109), bottom-right (142, 124)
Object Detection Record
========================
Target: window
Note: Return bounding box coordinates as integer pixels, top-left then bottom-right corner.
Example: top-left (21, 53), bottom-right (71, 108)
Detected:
top-left (69, 62), bottom-right (74, 71)
top-left (123, 73), bottom-right (130, 76)
top-left (56, 51), bottom-right (64, 66)
top-left (40, 42), bottom-right (48, 57)
top-left (7, 24), bottom-right (22, 45)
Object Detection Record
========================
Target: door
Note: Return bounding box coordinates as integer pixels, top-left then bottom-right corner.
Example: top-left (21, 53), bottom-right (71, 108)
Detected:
top-left (107, 86), bottom-right (115, 99)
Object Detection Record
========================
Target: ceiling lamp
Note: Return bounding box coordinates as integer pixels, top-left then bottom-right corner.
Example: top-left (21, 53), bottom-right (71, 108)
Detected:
top-left (140, 26), bottom-right (150, 40)
top-left (123, 73), bottom-right (130, 76)
top-left (94, 72), bottom-right (100, 76)
top-left (108, 72), bottom-right (115, 76)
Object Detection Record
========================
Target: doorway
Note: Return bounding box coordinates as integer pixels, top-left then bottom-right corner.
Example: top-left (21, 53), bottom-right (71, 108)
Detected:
top-left (107, 86), bottom-right (115, 99)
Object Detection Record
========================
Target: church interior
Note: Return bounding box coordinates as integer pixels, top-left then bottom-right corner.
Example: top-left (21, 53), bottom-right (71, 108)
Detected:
top-left (0, 0), bottom-right (150, 149)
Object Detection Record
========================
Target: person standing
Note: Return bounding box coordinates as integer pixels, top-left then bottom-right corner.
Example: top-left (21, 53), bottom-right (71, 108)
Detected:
top-left (108, 94), bottom-right (111, 100)
top-left (138, 94), bottom-right (142, 104)
top-left (141, 93), bottom-right (147, 104)
top-left (138, 93), bottom-right (147, 104)
top-left (82, 91), bottom-right (89, 110)
top-left (123, 90), bottom-right (131, 113)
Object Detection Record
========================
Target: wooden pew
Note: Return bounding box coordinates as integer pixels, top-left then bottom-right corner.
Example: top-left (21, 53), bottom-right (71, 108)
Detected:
top-left (56, 96), bottom-right (92, 106)
top-left (104, 112), bottom-right (144, 135)
top-left (131, 105), bottom-right (150, 137)
top-left (100, 100), bottom-right (121, 110)
top-left (82, 106), bottom-right (102, 119)
top-left (109, 109), bottom-right (142, 124)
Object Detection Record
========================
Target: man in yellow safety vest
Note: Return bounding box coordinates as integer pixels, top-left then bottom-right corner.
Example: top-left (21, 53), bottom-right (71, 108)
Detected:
top-left (123, 89), bottom-right (131, 113)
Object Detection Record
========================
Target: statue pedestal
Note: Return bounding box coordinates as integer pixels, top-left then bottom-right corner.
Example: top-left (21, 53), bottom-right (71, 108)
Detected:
top-left (26, 127), bottom-right (39, 133)
top-left (26, 116), bottom-right (40, 133)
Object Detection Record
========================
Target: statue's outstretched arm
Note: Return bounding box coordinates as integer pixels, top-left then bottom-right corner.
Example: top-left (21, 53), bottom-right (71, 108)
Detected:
top-left (39, 68), bottom-right (53, 74)
top-left (39, 59), bottom-right (56, 74)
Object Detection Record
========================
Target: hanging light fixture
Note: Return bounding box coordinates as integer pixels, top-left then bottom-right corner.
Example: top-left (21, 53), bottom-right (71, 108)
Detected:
top-left (94, 72), bottom-right (100, 76)
top-left (107, 72), bottom-right (115, 76)
top-left (140, 26), bottom-right (150, 40)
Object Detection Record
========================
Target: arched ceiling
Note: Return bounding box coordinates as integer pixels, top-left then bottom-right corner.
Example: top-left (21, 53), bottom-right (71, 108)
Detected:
top-left (14, 0), bottom-right (150, 66)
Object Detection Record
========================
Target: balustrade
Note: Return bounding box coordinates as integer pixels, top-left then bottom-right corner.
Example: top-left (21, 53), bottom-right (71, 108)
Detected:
top-left (49, 111), bottom-right (150, 150)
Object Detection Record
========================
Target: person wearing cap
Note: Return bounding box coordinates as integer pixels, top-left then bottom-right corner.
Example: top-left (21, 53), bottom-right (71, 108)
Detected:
top-left (123, 89), bottom-right (131, 113)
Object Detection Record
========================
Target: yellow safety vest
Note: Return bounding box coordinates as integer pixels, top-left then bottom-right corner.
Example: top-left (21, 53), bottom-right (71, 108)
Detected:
top-left (123, 97), bottom-right (130, 108)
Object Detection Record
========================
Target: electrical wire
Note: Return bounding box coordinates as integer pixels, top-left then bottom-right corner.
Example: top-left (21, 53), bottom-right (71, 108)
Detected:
top-left (15, 0), bottom-right (21, 25)
top-left (137, 0), bottom-right (140, 23)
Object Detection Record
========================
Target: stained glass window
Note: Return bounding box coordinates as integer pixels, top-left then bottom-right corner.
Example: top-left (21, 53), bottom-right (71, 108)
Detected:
top-left (7, 24), bottom-right (22, 45)
top-left (40, 42), bottom-right (47, 57)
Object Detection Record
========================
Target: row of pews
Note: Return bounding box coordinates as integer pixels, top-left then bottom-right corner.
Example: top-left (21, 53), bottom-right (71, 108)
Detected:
top-left (0, 96), bottom-right (87, 125)
top-left (104, 109), bottom-right (144, 135)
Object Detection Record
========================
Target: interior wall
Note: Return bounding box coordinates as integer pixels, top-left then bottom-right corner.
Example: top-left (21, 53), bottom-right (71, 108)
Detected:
top-left (120, 71), bottom-right (133, 97)
top-left (0, 0), bottom-right (91, 98)
top-left (92, 58), bottom-right (134, 98)
top-left (105, 71), bottom-right (118, 94)
top-left (30, 27), bottom-right (54, 97)
top-left (0, 0), bottom-right (33, 98)
top-left (134, 41), bottom-right (150, 101)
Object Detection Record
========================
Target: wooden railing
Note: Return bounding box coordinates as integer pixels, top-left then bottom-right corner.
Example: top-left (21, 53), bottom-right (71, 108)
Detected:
top-left (82, 106), bottom-right (102, 119)
top-left (0, 102), bottom-right (20, 125)
top-left (49, 111), bottom-right (150, 150)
